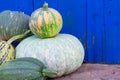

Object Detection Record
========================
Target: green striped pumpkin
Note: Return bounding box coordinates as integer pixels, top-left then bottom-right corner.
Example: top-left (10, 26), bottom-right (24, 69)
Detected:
top-left (0, 41), bottom-right (14, 65)
top-left (0, 30), bottom-right (31, 65)
top-left (16, 34), bottom-right (84, 77)
top-left (29, 2), bottom-right (63, 38)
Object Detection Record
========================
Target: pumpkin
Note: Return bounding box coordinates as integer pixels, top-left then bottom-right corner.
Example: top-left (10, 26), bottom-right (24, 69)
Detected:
top-left (0, 57), bottom-right (57, 80)
top-left (16, 34), bottom-right (84, 77)
top-left (0, 30), bottom-right (31, 65)
top-left (0, 10), bottom-right (30, 41)
top-left (29, 2), bottom-right (63, 38)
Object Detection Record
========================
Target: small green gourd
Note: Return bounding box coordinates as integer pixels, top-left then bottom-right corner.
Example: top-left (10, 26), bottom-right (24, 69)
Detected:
top-left (0, 57), bottom-right (57, 80)
top-left (0, 30), bottom-right (31, 65)
top-left (29, 2), bottom-right (63, 38)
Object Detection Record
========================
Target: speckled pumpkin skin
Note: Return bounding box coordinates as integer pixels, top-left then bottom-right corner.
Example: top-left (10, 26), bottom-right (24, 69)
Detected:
top-left (16, 34), bottom-right (84, 77)
top-left (29, 6), bottom-right (63, 38)
top-left (0, 41), bottom-right (15, 65)
top-left (0, 10), bottom-right (29, 41)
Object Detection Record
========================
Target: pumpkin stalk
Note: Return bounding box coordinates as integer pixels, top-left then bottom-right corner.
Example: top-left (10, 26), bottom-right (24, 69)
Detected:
top-left (43, 2), bottom-right (48, 11)
top-left (7, 30), bottom-right (31, 44)
top-left (42, 69), bottom-right (57, 78)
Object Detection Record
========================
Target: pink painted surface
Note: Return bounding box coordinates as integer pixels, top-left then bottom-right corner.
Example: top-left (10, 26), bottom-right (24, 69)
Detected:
top-left (48, 63), bottom-right (120, 80)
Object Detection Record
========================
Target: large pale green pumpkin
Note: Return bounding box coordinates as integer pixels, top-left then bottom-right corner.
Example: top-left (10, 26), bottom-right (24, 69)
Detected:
top-left (0, 10), bottom-right (29, 41)
top-left (16, 34), bottom-right (84, 77)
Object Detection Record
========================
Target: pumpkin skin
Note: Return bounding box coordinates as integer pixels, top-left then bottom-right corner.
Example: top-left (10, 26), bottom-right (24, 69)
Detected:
top-left (0, 57), bottom-right (57, 80)
top-left (29, 2), bottom-right (63, 38)
top-left (0, 41), bottom-right (15, 65)
top-left (0, 30), bottom-right (31, 65)
top-left (0, 10), bottom-right (29, 41)
top-left (16, 34), bottom-right (84, 77)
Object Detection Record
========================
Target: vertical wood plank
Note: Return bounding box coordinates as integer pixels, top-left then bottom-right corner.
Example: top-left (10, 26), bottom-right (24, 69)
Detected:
top-left (87, 0), bottom-right (105, 63)
top-left (104, 0), bottom-right (120, 64)
top-left (33, 0), bottom-right (58, 10)
top-left (0, 0), bottom-right (17, 11)
top-left (16, 0), bottom-right (33, 15)
top-left (0, 0), bottom-right (33, 15)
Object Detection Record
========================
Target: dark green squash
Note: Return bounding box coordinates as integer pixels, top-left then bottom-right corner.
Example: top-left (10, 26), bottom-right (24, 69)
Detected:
top-left (0, 57), bottom-right (57, 80)
top-left (0, 10), bottom-right (30, 41)
top-left (0, 30), bottom-right (31, 65)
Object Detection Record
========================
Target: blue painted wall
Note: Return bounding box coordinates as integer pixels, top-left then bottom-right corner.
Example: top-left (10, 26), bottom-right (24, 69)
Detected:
top-left (0, 0), bottom-right (120, 64)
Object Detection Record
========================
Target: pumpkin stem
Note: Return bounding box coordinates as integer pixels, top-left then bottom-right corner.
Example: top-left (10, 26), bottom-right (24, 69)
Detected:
top-left (7, 30), bottom-right (31, 44)
top-left (42, 69), bottom-right (57, 78)
top-left (43, 2), bottom-right (48, 11)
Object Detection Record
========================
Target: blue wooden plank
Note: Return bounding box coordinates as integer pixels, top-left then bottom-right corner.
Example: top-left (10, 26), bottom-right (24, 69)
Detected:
top-left (0, 0), bottom-right (17, 11)
top-left (87, 0), bottom-right (105, 63)
top-left (104, 0), bottom-right (120, 64)
top-left (33, 0), bottom-right (58, 10)
top-left (0, 0), bottom-right (33, 15)
top-left (57, 0), bottom-right (87, 62)
top-left (16, 0), bottom-right (33, 15)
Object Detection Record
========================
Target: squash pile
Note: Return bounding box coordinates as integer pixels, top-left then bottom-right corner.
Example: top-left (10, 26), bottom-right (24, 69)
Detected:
top-left (0, 2), bottom-right (84, 80)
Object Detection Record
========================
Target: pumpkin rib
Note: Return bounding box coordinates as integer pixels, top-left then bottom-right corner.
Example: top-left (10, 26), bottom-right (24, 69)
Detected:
top-left (37, 14), bottom-right (42, 28)
top-left (49, 9), bottom-right (63, 30)
top-left (48, 10), bottom-right (58, 35)
top-left (57, 35), bottom-right (79, 74)
top-left (61, 37), bottom-right (71, 74)
top-left (54, 37), bottom-right (68, 75)
top-left (31, 10), bottom-right (43, 38)
top-left (10, 57), bottom-right (44, 67)
top-left (52, 36), bottom-right (66, 74)
top-left (37, 11), bottom-right (43, 37)
top-left (41, 11), bottom-right (48, 37)
top-left (43, 12), bottom-right (50, 37)
top-left (63, 35), bottom-right (84, 74)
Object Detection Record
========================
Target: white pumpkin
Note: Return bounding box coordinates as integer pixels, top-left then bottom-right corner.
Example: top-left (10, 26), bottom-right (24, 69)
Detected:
top-left (16, 34), bottom-right (84, 77)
